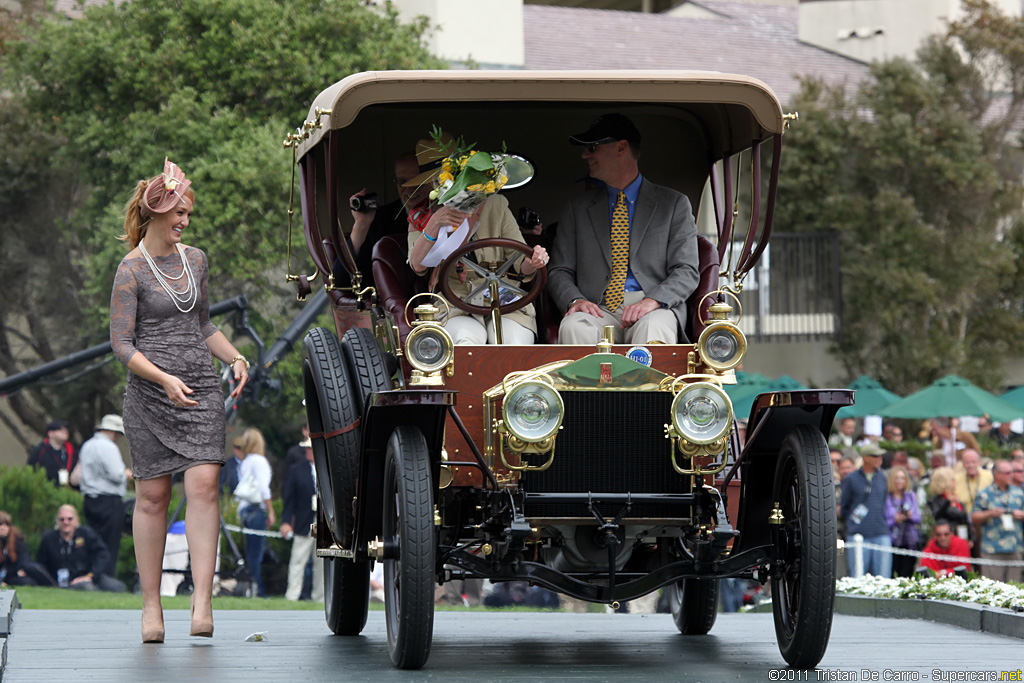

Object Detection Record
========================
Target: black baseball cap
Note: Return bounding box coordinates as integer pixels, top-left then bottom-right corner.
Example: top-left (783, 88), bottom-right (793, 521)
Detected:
top-left (569, 113), bottom-right (642, 147)
top-left (46, 420), bottom-right (68, 432)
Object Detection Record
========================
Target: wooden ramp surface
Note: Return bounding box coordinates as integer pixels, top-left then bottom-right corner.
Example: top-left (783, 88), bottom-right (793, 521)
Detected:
top-left (3, 609), bottom-right (1021, 682)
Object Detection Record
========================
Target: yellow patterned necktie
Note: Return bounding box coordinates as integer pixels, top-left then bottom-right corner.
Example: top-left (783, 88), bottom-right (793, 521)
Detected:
top-left (603, 191), bottom-right (629, 310)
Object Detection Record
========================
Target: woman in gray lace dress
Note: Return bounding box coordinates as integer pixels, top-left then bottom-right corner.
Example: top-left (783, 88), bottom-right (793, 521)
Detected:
top-left (110, 159), bottom-right (250, 643)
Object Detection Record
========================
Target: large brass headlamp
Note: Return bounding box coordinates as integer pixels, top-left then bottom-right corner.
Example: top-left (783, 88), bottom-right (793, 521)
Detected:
top-left (502, 380), bottom-right (564, 443)
top-left (671, 381), bottom-right (733, 445)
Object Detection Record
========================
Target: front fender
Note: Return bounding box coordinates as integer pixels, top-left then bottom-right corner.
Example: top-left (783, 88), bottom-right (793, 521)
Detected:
top-left (352, 390), bottom-right (455, 553)
top-left (731, 389), bottom-right (854, 556)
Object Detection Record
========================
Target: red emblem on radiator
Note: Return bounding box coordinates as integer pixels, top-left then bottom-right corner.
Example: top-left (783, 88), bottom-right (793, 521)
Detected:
top-left (600, 362), bottom-right (612, 383)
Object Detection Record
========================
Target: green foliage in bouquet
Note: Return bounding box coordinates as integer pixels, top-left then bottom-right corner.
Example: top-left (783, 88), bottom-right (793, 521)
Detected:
top-left (428, 125), bottom-right (507, 208)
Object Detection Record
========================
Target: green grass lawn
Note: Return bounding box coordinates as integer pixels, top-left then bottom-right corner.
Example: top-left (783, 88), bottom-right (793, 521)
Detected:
top-left (8, 586), bottom-right (324, 610)
top-left (5, 586), bottom-right (577, 612)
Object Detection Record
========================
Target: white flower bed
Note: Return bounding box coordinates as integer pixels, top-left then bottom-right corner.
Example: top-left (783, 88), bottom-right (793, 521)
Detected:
top-left (837, 575), bottom-right (1024, 611)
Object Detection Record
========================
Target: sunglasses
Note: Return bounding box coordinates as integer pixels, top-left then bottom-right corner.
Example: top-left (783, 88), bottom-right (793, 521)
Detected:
top-left (584, 138), bottom-right (617, 153)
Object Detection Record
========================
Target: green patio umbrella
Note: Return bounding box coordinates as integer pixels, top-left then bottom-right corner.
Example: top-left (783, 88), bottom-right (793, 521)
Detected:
top-left (724, 372), bottom-right (771, 400)
top-left (879, 374), bottom-right (1023, 422)
top-left (732, 374), bottom-right (806, 421)
top-left (836, 375), bottom-right (901, 418)
top-left (766, 375), bottom-right (806, 392)
top-left (725, 373), bottom-right (772, 420)
top-left (1000, 385), bottom-right (1024, 411)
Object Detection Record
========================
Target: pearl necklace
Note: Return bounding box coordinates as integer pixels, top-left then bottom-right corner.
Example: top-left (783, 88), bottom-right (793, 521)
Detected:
top-left (139, 242), bottom-right (198, 313)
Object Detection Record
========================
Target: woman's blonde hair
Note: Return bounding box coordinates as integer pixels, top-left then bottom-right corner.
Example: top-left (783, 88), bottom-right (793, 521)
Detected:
top-left (235, 428), bottom-right (265, 456)
top-left (887, 465), bottom-right (909, 495)
top-left (929, 466), bottom-right (955, 498)
top-left (119, 177), bottom-right (195, 249)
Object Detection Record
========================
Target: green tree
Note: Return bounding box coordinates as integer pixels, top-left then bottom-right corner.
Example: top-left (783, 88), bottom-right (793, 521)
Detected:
top-left (0, 0), bottom-right (443, 447)
top-left (776, 0), bottom-right (1024, 395)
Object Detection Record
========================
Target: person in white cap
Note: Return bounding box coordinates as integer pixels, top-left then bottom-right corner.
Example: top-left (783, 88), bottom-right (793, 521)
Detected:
top-left (79, 414), bottom-right (132, 578)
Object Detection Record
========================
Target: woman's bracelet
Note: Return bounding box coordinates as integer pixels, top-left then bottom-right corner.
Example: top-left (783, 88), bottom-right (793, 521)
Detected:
top-left (422, 231), bottom-right (437, 242)
top-left (230, 355), bottom-right (250, 371)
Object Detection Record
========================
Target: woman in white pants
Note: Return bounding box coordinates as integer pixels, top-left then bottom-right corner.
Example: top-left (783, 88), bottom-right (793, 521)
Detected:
top-left (408, 194), bottom-right (547, 344)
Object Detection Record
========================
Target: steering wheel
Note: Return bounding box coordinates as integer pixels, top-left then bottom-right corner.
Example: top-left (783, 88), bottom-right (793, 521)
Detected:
top-left (437, 237), bottom-right (547, 317)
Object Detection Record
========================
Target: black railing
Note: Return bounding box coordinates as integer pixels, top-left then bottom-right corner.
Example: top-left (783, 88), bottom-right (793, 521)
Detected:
top-left (728, 232), bottom-right (841, 343)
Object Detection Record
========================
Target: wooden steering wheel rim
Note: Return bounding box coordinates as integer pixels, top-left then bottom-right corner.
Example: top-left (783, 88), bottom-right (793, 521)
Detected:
top-left (437, 237), bottom-right (546, 317)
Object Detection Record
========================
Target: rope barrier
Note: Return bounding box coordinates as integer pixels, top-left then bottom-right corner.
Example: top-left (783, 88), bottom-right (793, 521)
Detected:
top-left (841, 536), bottom-right (1024, 567)
top-left (221, 524), bottom-right (282, 540)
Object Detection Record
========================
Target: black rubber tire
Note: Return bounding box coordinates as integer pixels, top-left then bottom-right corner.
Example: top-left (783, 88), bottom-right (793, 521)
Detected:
top-left (302, 327), bottom-right (359, 545)
top-left (383, 426), bottom-right (436, 670)
top-left (669, 578), bottom-right (719, 635)
top-left (771, 424), bottom-right (837, 669)
top-left (341, 327), bottom-right (391, 412)
top-left (323, 554), bottom-right (370, 636)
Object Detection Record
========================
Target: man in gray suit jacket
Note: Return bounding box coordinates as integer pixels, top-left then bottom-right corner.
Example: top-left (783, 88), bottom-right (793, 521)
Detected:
top-left (548, 113), bottom-right (699, 344)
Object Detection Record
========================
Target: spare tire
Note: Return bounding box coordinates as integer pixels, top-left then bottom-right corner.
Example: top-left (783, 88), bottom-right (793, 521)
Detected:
top-left (341, 327), bottom-right (392, 410)
top-left (302, 327), bottom-right (360, 545)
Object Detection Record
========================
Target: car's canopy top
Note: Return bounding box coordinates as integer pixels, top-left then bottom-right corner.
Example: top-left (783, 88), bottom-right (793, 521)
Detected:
top-left (297, 70), bottom-right (784, 162)
top-left (291, 70), bottom-right (787, 289)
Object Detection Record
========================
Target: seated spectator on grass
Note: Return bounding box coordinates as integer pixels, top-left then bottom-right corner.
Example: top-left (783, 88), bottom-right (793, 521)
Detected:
top-left (0, 511), bottom-right (55, 587)
top-left (918, 520), bottom-right (972, 578)
top-left (36, 505), bottom-right (125, 592)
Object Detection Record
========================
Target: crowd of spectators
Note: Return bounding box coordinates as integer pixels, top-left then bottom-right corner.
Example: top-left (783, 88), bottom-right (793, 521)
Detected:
top-left (2, 416), bottom-right (134, 592)
top-left (831, 415), bottom-right (1024, 583)
top-left (5, 414), bottom-right (301, 597)
top-left (11, 408), bottom-right (1023, 605)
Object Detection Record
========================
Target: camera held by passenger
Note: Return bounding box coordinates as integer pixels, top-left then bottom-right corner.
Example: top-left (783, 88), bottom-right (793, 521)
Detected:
top-left (517, 206), bottom-right (543, 235)
top-left (350, 192), bottom-right (378, 213)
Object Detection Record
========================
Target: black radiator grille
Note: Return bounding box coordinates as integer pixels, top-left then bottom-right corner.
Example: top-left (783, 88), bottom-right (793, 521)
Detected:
top-left (520, 390), bottom-right (691, 518)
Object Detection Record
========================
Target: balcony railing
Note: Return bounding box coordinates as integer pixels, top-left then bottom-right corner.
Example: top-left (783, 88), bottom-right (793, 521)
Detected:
top-left (724, 232), bottom-right (841, 343)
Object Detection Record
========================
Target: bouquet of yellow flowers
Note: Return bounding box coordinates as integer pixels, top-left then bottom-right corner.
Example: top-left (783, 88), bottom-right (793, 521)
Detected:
top-left (427, 126), bottom-right (509, 213)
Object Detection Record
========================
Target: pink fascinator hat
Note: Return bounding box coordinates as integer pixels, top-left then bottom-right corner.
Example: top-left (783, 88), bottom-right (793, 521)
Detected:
top-left (140, 157), bottom-right (192, 217)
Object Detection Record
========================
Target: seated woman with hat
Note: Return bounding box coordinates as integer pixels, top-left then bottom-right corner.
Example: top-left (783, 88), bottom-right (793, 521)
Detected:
top-left (406, 132), bottom-right (548, 345)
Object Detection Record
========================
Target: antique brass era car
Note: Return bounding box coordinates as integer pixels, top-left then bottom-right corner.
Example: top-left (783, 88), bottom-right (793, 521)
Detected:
top-left (284, 70), bottom-right (854, 670)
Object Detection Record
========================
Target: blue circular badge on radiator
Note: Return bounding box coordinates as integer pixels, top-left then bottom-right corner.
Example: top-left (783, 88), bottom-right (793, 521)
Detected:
top-left (626, 346), bottom-right (653, 367)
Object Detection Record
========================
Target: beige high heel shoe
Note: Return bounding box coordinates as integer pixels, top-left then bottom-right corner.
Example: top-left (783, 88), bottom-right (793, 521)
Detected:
top-left (141, 608), bottom-right (165, 643)
top-left (190, 593), bottom-right (214, 638)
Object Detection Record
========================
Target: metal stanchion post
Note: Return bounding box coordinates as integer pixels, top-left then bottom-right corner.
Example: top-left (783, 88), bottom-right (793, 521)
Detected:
top-left (852, 534), bottom-right (864, 578)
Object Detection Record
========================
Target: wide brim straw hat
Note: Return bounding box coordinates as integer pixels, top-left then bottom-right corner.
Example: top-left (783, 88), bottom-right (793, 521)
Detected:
top-left (401, 132), bottom-right (454, 189)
